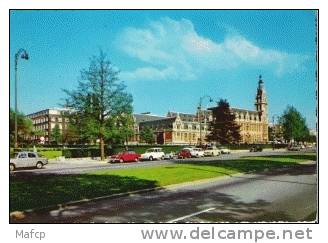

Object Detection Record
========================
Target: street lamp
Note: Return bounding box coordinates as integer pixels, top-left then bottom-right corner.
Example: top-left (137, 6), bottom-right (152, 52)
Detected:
top-left (198, 95), bottom-right (213, 146)
top-left (14, 48), bottom-right (29, 148)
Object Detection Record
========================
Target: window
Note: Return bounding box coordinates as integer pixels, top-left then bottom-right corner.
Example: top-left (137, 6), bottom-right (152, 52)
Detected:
top-left (28, 153), bottom-right (36, 158)
top-left (19, 153), bottom-right (27, 158)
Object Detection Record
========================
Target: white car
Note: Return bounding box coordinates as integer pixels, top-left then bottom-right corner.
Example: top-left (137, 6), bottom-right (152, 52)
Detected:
top-left (163, 152), bottom-right (176, 160)
top-left (204, 147), bottom-right (220, 156)
top-left (219, 147), bottom-right (231, 154)
top-left (184, 147), bottom-right (204, 157)
top-left (140, 148), bottom-right (165, 161)
top-left (10, 151), bottom-right (48, 171)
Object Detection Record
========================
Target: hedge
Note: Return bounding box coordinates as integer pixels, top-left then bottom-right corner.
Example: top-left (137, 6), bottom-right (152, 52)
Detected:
top-left (10, 143), bottom-right (289, 159)
top-left (62, 148), bottom-right (114, 158)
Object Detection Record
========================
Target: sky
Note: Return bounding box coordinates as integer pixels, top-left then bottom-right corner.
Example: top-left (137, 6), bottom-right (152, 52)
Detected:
top-left (10, 10), bottom-right (317, 128)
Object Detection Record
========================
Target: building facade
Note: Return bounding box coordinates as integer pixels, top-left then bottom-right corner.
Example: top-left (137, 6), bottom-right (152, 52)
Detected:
top-left (134, 76), bottom-right (269, 145)
top-left (27, 76), bottom-right (268, 145)
top-left (26, 108), bottom-right (70, 143)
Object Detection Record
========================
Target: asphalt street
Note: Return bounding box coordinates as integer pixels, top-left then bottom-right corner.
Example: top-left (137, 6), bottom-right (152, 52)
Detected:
top-left (11, 161), bottom-right (317, 223)
top-left (11, 150), bottom-right (312, 175)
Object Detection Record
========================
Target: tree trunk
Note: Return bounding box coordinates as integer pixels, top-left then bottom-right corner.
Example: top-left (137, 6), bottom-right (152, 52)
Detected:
top-left (100, 136), bottom-right (105, 160)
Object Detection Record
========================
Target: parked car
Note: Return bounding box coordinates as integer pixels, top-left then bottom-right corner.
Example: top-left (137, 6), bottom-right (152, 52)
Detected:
top-left (204, 146), bottom-right (220, 156)
top-left (163, 152), bottom-right (176, 160)
top-left (109, 151), bottom-right (141, 163)
top-left (178, 149), bottom-right (192, 159)
top-left (140, 148), bottom-right (165, 161)
top-left (183, 147), bottom-right (204, 157)
top-left (219, 147), bottom-right (231, 154)
top-left (10, 151), bottom-right (48, 171)
top-left (287, 145), bottom-right (302, 151)
top-left (249, 146), bottom-right (263, 152)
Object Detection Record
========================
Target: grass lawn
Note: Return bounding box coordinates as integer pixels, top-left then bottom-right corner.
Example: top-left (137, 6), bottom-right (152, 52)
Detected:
top-left (10, 153), bottom-right (316, 212)
top-left (38, 150), bottom-right (62, 159)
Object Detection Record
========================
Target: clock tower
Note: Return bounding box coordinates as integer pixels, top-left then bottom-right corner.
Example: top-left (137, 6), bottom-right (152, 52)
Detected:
top-left (255, 75), bottom-right (268, 122)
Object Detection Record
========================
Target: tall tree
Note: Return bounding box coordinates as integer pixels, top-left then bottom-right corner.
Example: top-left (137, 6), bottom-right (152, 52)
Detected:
top-left (63, 51), bottom-right (133, 160)
top-left (279, 106), bottom-right (310, 142)
top-left (50, 124), bottom-right (62, 145)
top-left (140, 127), bottom-right (155, 144)
top-left (10, 108), bottom-right (33, 145)
top-left (206, 99), bottom-right (241, 144)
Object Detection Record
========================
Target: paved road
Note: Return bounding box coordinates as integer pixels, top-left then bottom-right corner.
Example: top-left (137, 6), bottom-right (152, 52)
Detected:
top-left (11, 150), bottom-right (313, 175)
top-left (11, 162), bottom-right (317, 223)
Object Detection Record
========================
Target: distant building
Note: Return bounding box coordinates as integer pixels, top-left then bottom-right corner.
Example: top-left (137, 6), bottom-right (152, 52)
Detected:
top-left (132, 76), bottom-right (269, 145)
top-left (26, 108), bottom-right (71, 143)
top-left (27, 76), bottom-right (269, 145)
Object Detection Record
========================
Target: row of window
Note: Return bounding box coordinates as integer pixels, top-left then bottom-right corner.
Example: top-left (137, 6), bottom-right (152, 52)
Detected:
top-left (173, 132), bottom-right (205, 141)
top-left (240, 123), bottom-right (265, 132)
top-left (32, 116), bottom-right (69, 124)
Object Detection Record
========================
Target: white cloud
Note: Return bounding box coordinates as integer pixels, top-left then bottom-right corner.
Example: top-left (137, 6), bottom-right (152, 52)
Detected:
top-left (117, 17), bottom-right (308, 81)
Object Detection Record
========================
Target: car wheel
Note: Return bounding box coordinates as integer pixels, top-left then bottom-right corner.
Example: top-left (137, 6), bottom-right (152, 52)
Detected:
top-left (10, 163), bottom-right (15, 172)
top-left (119, 159), bottom-right (124, 163)
top-left (149, 156), bottom-right (153, 161)
top-left (134, 158), bottom-right (139, 162)
top-left (36, 162), bottom-right (43, 169)
top-left (161, 156), bottom-right (165, 160)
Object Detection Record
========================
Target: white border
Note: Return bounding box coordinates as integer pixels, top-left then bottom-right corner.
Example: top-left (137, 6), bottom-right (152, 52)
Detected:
top-left (1, 1), bottom-right (325, 243)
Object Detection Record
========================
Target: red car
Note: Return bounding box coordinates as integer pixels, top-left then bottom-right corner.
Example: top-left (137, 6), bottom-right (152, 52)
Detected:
top-left (177, 149), bottom-right (192, 159)
top-left (109, 151), bottom-right (141, 163)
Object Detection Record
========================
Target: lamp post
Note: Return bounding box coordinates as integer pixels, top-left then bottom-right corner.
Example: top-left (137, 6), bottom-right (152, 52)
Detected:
top-left (14, 48), bottom-right (29, 148)
top-left (198, 95), bottom-right (213, 146)
top-left (272, 115), bottom-right (278, 150)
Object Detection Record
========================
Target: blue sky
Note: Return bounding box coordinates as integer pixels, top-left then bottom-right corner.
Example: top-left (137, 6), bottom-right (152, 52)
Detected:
top-left (10, 10), bottom-right (317, 128)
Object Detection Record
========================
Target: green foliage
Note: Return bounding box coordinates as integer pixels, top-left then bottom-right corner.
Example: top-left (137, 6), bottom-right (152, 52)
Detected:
top-left (140, 127), bottom-right (155, 144)
top-left (279, 106), bottom-right (310, 142)
top-left (207, 99), bottom-right (241, 144)
top-left (62, 50), bottom-right (133, 159)
top-left (62, 148), bottom-right (109, 158)
top-left (9, 108), bottom-right (33, 145)
top-left (50, 124), bottom-right (62, 145)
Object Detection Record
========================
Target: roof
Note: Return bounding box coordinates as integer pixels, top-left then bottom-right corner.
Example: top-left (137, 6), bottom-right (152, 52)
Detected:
top-left (139, 116), bottom-right (177, 125)
top-left (167, 111), bottom-right (196, 121)
top-left (133, 114), bottom-right (167, 124)
top-left (207, 106), bottom-right (259, 115)
top-left (231, 107), bottom-right (259, 115)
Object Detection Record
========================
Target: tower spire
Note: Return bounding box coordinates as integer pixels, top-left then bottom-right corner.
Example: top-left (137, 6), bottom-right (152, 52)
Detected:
top-left (255, 75), bottom-right (268, 122)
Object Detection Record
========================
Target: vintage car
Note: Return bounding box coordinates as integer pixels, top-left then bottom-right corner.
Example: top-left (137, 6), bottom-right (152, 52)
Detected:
top-left (140, 148), bottom-right (165, 161)
top-left (10, 151), bottom-right (48, 171)
top-left (109, 151), bottom-right (141, 163)
top-left (163, 152), bottom-right (176, 160)
top-left (219, 147), bottom-right (231, 154)
top-left (177, 149), bottom-right (192, 159)
top-left (204, 146), bottom-right (220, 156)
top-left (183, 147), bottom-right (205, 157)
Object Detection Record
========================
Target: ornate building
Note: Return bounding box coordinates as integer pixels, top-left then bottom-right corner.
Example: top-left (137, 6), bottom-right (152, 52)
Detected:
top-left (232, 75), bottom-right (269, 143)
top-left (132, 76), bottom-right (269, 145)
